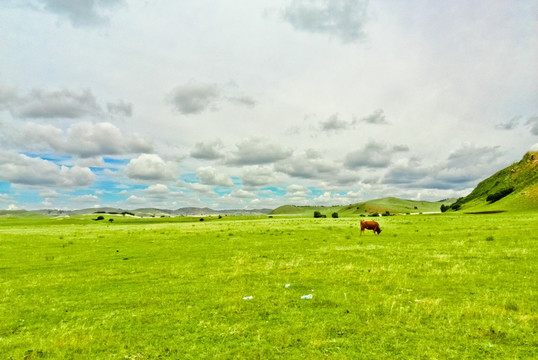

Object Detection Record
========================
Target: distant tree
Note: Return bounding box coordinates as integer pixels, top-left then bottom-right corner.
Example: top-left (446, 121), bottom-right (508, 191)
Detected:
top-left (450, 204), bottom-right (461, 211)
top-left (199, 218), bottom-right (204, 221)
top-left (371, 213), bottom-right (380, 217)
top-left (314, 211), bottom-right (323, 218)
top-left (440, 204), bottom-right (450, 212)
top-left (382, 211), bottom-right (391, 216)
top-left (109, 218), bottom-right (114, 222)
top-left (94, 215), bottom-right (105, 221)
top-left (332, 212), bottom-right (338, 218)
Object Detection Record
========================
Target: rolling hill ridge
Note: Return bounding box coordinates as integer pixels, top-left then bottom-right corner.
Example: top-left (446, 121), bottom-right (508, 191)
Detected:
top-left (450, 151), bottom-right (538, 212)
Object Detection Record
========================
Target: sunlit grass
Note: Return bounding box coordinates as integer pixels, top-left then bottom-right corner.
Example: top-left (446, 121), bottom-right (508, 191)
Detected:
top-left (0, 212), bottom-right (537, 358)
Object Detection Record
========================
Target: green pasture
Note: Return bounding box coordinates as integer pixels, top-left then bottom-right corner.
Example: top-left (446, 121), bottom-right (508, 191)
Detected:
top-left (0, 212), bottom-right (537, 359)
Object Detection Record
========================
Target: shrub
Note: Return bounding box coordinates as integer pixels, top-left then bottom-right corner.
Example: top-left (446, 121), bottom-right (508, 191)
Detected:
top-left (486, 187), bottom-right (514, 203)
top-left (332, 212), bottom-right (338, 218)
top-left (440, 204), bottom-right (450, 212)
top-left (450, 204), bottom-right (461, 211)
top-left (314, 211), bottom-right (323, 218)
top-left (382, 211), bottom-right (391, 216)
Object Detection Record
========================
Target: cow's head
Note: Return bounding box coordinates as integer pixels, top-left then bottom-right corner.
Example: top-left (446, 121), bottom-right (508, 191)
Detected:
top-left (376, 229), bottom-right (382, 235)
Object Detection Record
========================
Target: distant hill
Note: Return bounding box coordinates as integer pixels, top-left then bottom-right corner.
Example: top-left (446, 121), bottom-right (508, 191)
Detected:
top-left (450, 151), bottom-right (538, 212)
top-left (1, 207), bottom-right (272, 218)
top-left (271, 197), bottom-right (455, 216)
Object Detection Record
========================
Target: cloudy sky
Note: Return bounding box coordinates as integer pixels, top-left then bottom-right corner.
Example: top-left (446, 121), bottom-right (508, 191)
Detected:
top-left (1, 0), bottom-right (537, 210)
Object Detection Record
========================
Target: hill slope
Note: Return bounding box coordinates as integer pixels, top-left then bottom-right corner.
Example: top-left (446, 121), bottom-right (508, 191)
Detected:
top-left (271, 197), bottom-right (455, 216)
top-left (451, 151), bottom-right (538, 211)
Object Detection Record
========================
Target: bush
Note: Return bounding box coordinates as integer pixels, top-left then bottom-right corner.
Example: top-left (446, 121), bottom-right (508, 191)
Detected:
top-left (331, 212), bottom-right (338, 218)
top-left (93, 215), bottom-right (105, 221)
top-left (450, 204), bottom-right (461, 211)
top-left (382, 211), bottom-right (391, 216)
top-left (486, 187), bottom-right (514, 203)
top-left (314, 211), bottom-right (323, 218)
top-left (440, 204), bottom-right (450, 212)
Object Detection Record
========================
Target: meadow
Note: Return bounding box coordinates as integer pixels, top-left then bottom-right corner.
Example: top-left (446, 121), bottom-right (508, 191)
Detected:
top-left (0, 212), bottom-right (537, 359)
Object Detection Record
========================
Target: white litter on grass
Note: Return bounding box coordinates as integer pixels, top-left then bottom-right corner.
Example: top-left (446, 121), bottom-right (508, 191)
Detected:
top-left (285, 284), bottom-right (291, 288)
top-left (242, 296), bottom-right (253, 300)
top-left (301, 294), bottom-right (313, 299)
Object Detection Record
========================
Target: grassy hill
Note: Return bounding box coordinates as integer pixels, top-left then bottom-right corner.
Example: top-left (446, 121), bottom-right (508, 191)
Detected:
top-left (451, 151), bottom-right (538, 212)
top-left (271, 197), bottom-right (455, 216)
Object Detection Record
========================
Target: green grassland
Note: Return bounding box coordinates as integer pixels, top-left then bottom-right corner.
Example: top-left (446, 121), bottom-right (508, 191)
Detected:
top-left (1, 211), bottom-right (537, 359)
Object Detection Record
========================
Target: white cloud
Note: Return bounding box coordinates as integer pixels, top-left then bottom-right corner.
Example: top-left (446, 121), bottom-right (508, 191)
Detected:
top-left (145, 184), bottom-right (170, 196)
top-left (35, 0), bottom-right (125, 28)
top-left (282, 0), bottom-right (370, 43)
top-left (0, 151), bottom-right (94, 188)
top-left (107, 100), bottom-right (132, 117)
top-left (126, 195), bottom-right (145, 204)
top-left (20, 122), bottom-right (153, 158)
top-left (168, 81), bottom-right (221, 115)
top-left (167, 81), bottom-right (256, 115)
top-left (360, 109), bottom-right (389, 125)
top-left (226, 138), bottom-right (293, 166)
top-left (125, 154), bottom-right (178, 182)
top-left (190, 139), bottom-right (224, 160)
top-left (1, 87), bottom-right (101, 119)
top-left (241, 166), bottom-right (282, 188)
top-left (196, 166), bottom-right (233, 187)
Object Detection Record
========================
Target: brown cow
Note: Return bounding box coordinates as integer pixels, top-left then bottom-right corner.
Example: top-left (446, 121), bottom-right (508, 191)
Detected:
top-left (360, 220), bottom-right (382, 235)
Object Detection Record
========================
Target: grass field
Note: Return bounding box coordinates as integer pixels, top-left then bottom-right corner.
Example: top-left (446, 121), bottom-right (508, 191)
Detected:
top-left (1, 212), bottom-right (537, 359)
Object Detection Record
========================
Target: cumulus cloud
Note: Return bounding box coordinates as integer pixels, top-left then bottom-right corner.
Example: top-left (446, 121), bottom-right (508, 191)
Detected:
top-left (275, 153), bottom-right (337, 179)
top-left (107, 100), bottom-right (132, 117)
top-left (168, 81), bottom-right (221, 115)
top-left (36, 0), bottom-right (125, 27)
top-left (319, 113), bottom-right (354, 131)
top-left (126, 154), bottom-right (178, 182)
top-left (286, 184), bottom-right (310, 202)
top-left (527, 116), bottom-right (538, 135)
top-left (126, 195), bottom-right (145, 204)
top-left (196, 166), bottom-right (233, 187)
top-left (72, 194), bottom-right (100, 203)
top-left (360, 109), bottom-right (389, 125)
top-left (382, 145), bottom-right (506, 191)
top-left (19, 122), bottom-right (153, 158)
top-left (190, 139), bottom-right (224, 160)
top-left (0, 151), bottom-right (94, 187)
top-left (282, 0), bottom-right (369, 43)
top-left (228, 96), bottom-right (256, 107)
top-left (445, 144), bottom-right (501, 169)
top-left (495, 115), bottom-right (537, 134)
top-left (241, 166), bottom-right (282, 187)
top-left (344, 141), bottom-right (408, 169)
top-left (145, 184), bottom-right (170, 196)
top-left (496, 116), bottom-right (522, 130)
top-left (227, 137), bottom-right (293, 165)
top-left (1, 87), bottom-right (102, 119)
top-left (167, 81), bottom-right (256, 115)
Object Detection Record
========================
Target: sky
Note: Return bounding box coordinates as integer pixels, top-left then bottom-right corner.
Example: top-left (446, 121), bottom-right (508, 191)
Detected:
top-left (1, 0), bottom-right (537, 211)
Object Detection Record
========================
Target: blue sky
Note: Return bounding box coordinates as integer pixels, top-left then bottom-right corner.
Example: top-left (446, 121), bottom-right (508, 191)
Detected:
top-left (1, 0), bottom-right (537, 210)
